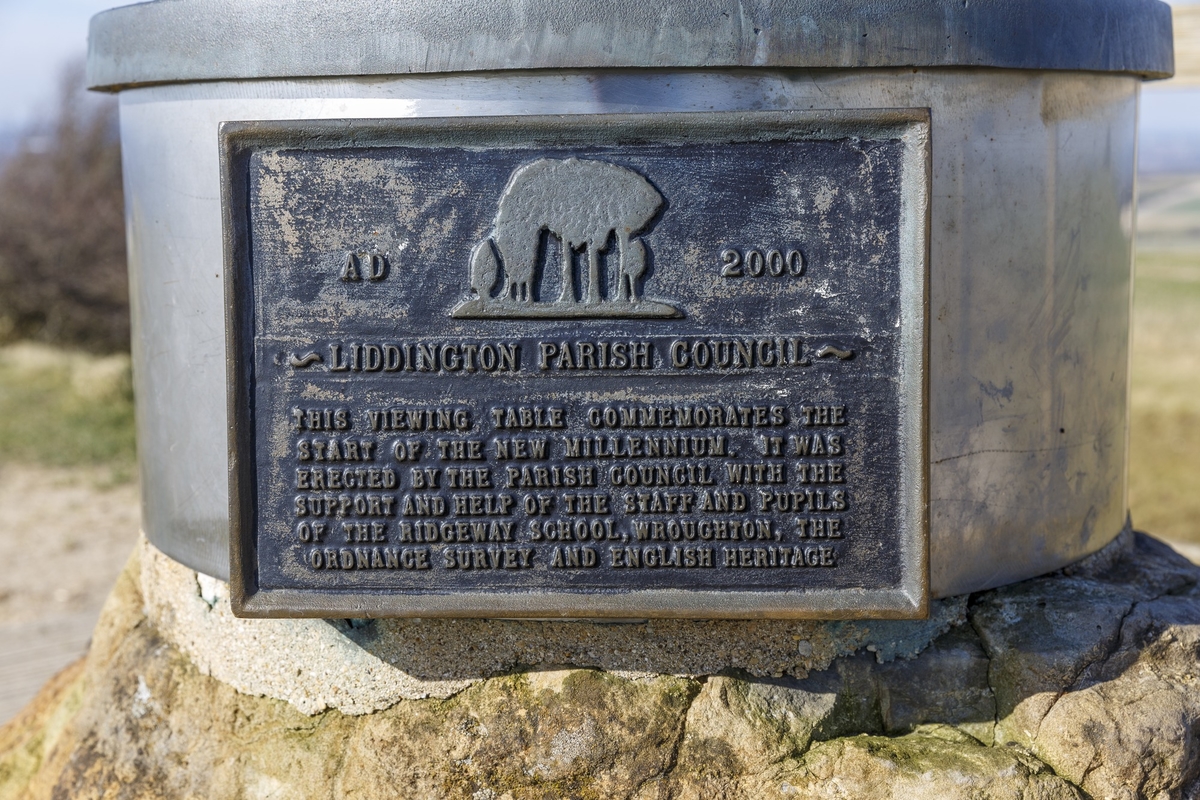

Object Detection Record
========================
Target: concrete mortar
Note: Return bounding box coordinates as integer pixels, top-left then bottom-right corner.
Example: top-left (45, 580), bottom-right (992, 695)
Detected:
top-left (138, 536), bottom-right (972, 715)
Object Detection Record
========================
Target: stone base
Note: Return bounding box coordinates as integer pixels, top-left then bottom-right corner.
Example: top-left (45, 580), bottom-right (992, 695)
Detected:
top-left (2, 531), bottom-right (1200, 798)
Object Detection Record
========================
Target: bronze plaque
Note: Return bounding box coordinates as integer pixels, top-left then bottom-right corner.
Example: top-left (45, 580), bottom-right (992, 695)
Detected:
top-left (223, 111), bottom-right (929, 618)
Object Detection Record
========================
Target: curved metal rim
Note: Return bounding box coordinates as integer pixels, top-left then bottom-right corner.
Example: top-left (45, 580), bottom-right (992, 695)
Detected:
top-left (87, 0), bottom-right (1175, 91)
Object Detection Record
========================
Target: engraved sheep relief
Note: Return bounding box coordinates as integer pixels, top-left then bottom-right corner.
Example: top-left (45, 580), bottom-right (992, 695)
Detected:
top-left (452, 158), bottom-right (683, 319)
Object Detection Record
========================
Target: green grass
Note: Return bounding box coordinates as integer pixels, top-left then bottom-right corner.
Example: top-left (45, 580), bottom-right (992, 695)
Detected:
top-left (0, 343), bottom-right (136, 479)
top-left (1130, 250), bottom-right (1200, 543)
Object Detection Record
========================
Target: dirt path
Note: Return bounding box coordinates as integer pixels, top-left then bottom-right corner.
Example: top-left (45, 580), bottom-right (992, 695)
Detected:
top-left (0, 463), bottom-right (139, 723)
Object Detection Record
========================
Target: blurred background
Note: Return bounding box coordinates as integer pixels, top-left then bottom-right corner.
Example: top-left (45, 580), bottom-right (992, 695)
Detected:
top-left (0, 0), bottom-right (138, 725)
top-left (0, 0), bottom-right (1197, 724)
top-left (1130, 3), bottom-right (1200, 555)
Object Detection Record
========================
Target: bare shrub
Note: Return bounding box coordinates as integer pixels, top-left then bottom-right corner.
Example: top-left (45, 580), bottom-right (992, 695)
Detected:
top-left (0, 60), bottom-right (128, 353)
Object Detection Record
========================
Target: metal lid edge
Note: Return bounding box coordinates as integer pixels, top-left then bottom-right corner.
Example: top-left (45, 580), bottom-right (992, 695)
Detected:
top-left (87, 0), bottom-right (1180, 91)
top-left (87, 0), bottom-right (1175, 90)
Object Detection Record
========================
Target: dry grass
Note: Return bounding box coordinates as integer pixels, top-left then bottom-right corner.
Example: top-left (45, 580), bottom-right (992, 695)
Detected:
top-left (1129, 249), bottom-right (1200, 543)
top-left (0, 343), bottom-right (135, 480)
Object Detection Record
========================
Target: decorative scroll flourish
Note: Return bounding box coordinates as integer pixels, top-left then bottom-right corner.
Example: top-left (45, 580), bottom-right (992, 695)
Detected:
top-left (289, 352), bottom-right (323, 368)
top-left (815, 345), bottom-right (854, 360)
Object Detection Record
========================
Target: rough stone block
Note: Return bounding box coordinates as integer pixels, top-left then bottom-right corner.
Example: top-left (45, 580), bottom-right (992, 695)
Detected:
top-left (2, 530), bottom-right (1199, 798)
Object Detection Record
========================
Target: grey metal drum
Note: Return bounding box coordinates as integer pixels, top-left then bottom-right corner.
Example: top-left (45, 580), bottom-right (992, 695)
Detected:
top-left (108, 68), bottom-right (1137, 599)
top-left (89, 0), bottom-right (1172, 603)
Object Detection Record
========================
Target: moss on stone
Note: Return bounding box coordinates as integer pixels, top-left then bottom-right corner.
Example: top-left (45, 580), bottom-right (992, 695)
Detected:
top-left (0, 658), bottom-right (87, 800)
top-left (782, 729), bottom-right (1086, 799)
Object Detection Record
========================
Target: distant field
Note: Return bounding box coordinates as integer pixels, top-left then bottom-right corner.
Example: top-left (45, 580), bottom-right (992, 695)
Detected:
top-left (0, 343), bottom-right (135, 480)
top-left (1130, 249), bottom-right (1200, 543)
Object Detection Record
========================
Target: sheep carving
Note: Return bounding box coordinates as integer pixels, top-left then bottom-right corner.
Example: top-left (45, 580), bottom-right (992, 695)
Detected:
top-left (469, 158), bottom-right (664, 305)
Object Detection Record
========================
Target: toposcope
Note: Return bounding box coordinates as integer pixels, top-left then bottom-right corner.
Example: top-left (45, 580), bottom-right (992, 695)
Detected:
top-left (87, 0), bottom-right (1174, 618)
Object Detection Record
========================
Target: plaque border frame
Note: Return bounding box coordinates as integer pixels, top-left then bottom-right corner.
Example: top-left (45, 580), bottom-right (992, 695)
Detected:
top-left (221, 109), bottom-right (931, 619)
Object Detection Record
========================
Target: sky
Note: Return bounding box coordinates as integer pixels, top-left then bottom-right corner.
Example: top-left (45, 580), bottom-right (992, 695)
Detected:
top-left (0, 0), bottom-right (117, 139)
top-left (0, 0), bottom-right (1198, 168)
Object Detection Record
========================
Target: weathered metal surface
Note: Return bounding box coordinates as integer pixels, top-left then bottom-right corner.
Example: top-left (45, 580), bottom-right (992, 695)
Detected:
top-left (223, 111), bottom-right (929, 618)
top-left (86, 0), bottom-right (1175, 92)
